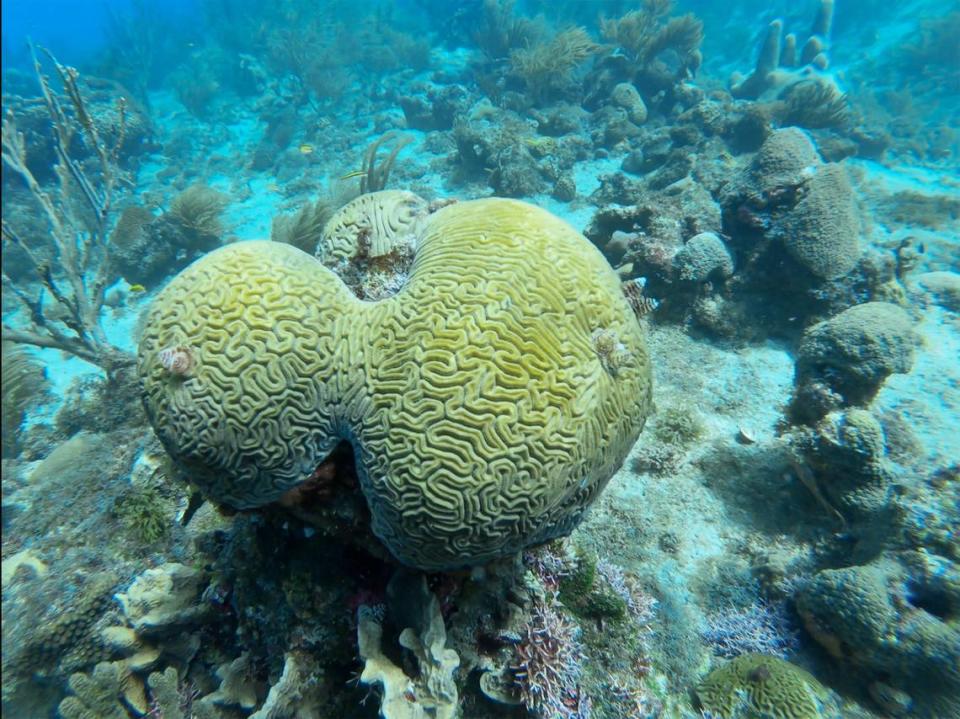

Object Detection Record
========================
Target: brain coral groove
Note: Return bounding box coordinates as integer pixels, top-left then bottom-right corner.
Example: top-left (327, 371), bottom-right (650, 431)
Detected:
top-left (139, 198), bottom-right (652, 569)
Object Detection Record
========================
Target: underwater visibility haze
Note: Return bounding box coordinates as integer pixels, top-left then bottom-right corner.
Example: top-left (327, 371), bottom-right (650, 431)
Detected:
top-left (1, 0), bottom-right (958, 717)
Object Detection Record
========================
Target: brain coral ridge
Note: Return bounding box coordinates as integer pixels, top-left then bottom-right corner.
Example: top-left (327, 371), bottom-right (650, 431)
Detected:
top-left (695, 653), bottom-right (840, 719)
top-left (139, 197), bottom-right (652, 570)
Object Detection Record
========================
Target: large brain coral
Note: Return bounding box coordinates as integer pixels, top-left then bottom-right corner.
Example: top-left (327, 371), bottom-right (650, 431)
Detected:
top-left (139, 197), bottom-right (652, 569)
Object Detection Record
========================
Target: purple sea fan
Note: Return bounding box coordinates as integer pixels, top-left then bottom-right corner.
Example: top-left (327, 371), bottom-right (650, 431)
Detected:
top-left (700, 600), bottom-right (799, 659)
top-left (513, 596), bottom-right (590, 719)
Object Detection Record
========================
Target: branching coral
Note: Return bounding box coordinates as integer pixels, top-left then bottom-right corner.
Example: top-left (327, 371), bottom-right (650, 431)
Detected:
top-left (357, 574), bottom-right (459, 719)
top-left (512, 595), bottom-right (589, 719)
top-left (164, 185), bottom-right (228, 251)
top-left (146, 667), bottom-right (215, 719)
top-left (58, 661), bottom-right (145, 719)
top-left (730, 1), bottom-right (835, 100)
top-left (509, 26), bottom-right (598, 103)
top-left (1, 46), bottom-right (134, 378)
top-left (4, 570), bottom-right (118, 682)
top-left (249, 649), bottom-right (327, 719)
top-left (600, 1), bottom-right (703, 75)
top-left (701, 601), bottom-right (799, 659)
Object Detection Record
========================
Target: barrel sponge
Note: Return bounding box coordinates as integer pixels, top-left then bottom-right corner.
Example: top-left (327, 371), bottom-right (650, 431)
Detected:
top-left (695, 654), bottom-right (839, 719)
top-left (779, 163), bottom-right (860, 279)
top-left (139, 197), bottom-right (652, 570)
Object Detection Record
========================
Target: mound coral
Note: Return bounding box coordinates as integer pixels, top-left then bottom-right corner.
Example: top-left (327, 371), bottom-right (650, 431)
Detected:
top-left (139, 196), bottom-right (652, 570)
top-left (673, 232), bottom-right (734, 283)
top-left (793, 302), bottom-right (917, 415)
top-left (792, 409), bottom-right (894, 521)
top-left (695, 653), bottom-right (840, 719)
top-left (747, 127), bottom-right (820, 196)
top-left (796, 553), bottom-right (960, 718)
top-left (726, 128), bottom-right (861, 282)
top-left (778, 163), bottom-right (860, 280)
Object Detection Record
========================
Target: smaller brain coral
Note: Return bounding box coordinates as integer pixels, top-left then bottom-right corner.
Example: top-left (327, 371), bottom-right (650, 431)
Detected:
top-left (317, 189), bottom-right (430, 263)
top-left (673, 232), bottom-right (734, 282)
top-left (695, 653), bottom-right (840, 719)
top-left (316, 190), bottom-right (431, 300)
top-left (795, 302), bottom-right (917, 406)
top-left (779, 163), bottom-right (860, 279)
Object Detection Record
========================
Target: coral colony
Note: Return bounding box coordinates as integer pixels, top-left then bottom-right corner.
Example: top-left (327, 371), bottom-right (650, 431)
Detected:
top-left (2, 0), bottom-right (958, 718)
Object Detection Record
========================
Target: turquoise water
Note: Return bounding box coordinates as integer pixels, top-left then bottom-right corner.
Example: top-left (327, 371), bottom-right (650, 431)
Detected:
top-left (2, 1), bottom-right (958, 717)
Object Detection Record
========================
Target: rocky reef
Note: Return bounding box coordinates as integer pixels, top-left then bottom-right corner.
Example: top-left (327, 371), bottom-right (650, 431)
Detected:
top-left (2, 1), bottom-right (958, 718)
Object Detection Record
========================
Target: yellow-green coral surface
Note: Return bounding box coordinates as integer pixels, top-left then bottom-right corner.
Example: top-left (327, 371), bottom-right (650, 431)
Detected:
top-left (695, 654), bottom-right (840, 719)
top-left (139, 197), bottom-right (652, 569)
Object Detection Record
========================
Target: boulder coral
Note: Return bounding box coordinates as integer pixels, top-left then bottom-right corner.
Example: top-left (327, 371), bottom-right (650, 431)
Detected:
top-left (793, 302), bottom-right (917, 419)
top-left (673, 231), bottom-right (734, 283)
top-left (778, 163), bottom-right (860, 280)
top-left (793, 409), bottom-right (894, 521)
top-left (728, 127), bottom-right (861, 281)
top-left (748, 127), bottom-right (821, 196)
top-left (796, 553), bottom-right (960, 718)
top-left (694, 653), bottom-right (841, 719)
top-left (138, 196), bottom-right (652, 570)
